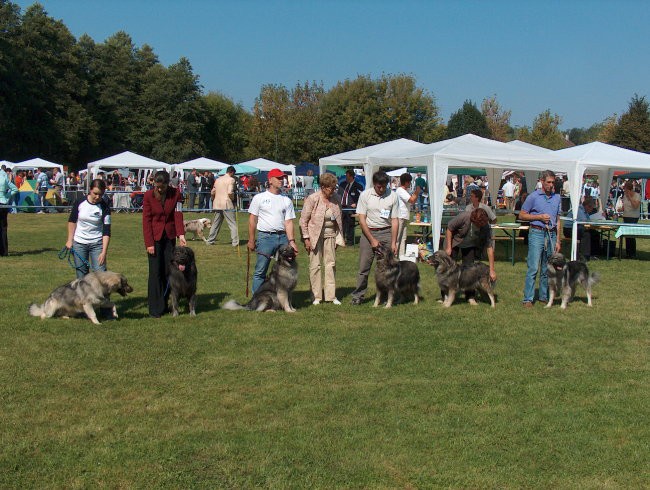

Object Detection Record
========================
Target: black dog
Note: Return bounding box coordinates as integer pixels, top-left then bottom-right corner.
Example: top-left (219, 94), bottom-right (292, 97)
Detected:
top-left (373, 244), bottom-right (420, 308)
top-left (169, 246), bottom-right (198, 316)
top-left (223, 244), bottom-right (298, 312)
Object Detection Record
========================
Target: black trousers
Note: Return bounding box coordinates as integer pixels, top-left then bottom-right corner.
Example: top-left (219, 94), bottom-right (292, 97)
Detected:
top-left (0, 208), bottom-right (8, 256)
top-left (623, 216), bottom-right (639, 258)
top-left (342, 211), bottom-right (356, 245)
top-left (147, 232), bottom-right (175, 316)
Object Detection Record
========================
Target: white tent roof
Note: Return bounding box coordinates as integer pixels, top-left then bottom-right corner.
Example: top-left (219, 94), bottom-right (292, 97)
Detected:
top-left (1, 160), bottom-right (14, 168)
top-left (172, 157), bottom-right (229, 173)
top-left (86, 151), bottom-right (170, 178)
top-left (506, 140), bottom-right (552, 152)
top-left (239, 158), bottom-right (296, 185)
top-left (13, 157), bottom-right (64, 172)
top-left (368, 134), bottom-right (578, 254)
top-left (319, 138), bottom-right (426, 181)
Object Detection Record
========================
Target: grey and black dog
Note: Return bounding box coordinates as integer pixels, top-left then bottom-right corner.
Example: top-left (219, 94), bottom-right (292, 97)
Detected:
top-left (546, 252), bottom-right (599, 309)
top-left (223, 244), bottom-right (298, 312)
top-left (373, 244), bottom-right (420, 308)
top-left (429, 250), bottom-right (496, 308)
top-left (168, 246), bottom-right (198, 316)
top-left (29, 271), bottom-right (133, 324)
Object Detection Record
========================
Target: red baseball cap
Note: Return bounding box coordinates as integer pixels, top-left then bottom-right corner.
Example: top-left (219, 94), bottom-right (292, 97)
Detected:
top-left (267, 168), bottom-right (287, 180)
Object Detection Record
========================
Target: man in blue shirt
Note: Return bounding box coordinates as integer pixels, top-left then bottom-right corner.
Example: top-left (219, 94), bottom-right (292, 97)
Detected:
top-left (519, 170), bottom-right (562, 307)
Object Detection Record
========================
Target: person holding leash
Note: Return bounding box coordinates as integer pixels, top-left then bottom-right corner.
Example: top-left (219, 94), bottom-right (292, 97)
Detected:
top-left (247, 168), bottom-right (298, 294)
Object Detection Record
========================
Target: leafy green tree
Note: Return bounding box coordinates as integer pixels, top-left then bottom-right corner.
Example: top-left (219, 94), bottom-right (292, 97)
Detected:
top-left (284, 81), bottom-right (324, 162)
top-left (246, 84), bottom-right (291, 161)
top-left (0, 0), bottom-right (23, 160)
top-left (447, 100), bottom-right (491, 139)
top-left (609, 94), bottom-right (650, 152)
top-left (203, 91), bottom-right (251, 163)
top-left (481, 95), bottom-right (512, 142)
top-left (133, 57), bottom-right (206, 162)
top-left (516, 110), bottom-right (567, 149)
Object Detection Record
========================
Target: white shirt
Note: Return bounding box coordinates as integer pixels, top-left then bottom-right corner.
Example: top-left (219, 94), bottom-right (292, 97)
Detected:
top-left (396, 187), bottom-right (412, 219)
top-left (502, 181), bottom-right (515, 198)
top-left (248, 191), bottom-right (296, 232)
top-left (356, 187), bottom-right (399, 228)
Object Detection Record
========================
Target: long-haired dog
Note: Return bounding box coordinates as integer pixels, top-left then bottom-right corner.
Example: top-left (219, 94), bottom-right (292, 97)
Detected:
top-left (183, 218), bottom-right (211, 242)
top-left (169, 246), bottom-right (198, 316)
top-left (429, 250), bottom-right (496, 308)
top-left (223, 244), bottom-right (298, 312)
top-left (373, 244), bottom-right (420, 308)
top-left (546, 252), bottom-right (599, 309)
top-left (29, 271), bottom-right (133, 325)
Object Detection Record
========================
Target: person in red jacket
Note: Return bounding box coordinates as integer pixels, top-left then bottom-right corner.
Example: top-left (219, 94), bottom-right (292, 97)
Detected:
top-left (142, 170), bottom-right (187, 318)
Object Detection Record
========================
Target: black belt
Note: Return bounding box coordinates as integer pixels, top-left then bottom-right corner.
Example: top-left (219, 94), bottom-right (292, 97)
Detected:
top-left (260, 230), bottom-right (286, 235)
top-left (531, 225), bottom-right (556, 232)
top-left (368, 226), bottom-right (391, 231)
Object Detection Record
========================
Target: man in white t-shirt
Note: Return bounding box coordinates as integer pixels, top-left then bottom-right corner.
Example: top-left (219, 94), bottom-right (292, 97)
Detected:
top-left (502, 178), bottom-right (516, 210)
top-left (247, 168), bottom-right (298, 293)
top-left (396, 173), bottom-right (419, 258)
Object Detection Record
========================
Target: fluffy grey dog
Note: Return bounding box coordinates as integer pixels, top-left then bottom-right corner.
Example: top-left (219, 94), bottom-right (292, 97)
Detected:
top-left (429, 250), bottom-right (495, 308)
top-left (373, 244), bottom-right (420, 308)
top-left (223, 244), bottom-right (298, 312)
top-left (546, 252), bottom-right (599, 309)
top-left (168, 246), bottom-right (198, 316)
top-left (29, 271), bottom-right (133, 324)
top-left (183, 218), bottom-right (211, 242)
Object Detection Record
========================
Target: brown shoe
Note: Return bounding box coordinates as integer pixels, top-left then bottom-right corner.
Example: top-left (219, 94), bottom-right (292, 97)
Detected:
top-left (522, 301), bottom-right (533, 308)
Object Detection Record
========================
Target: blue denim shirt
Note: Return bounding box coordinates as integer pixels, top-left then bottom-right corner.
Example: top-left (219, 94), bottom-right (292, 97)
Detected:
top-left (521, 189), bottom-right (561, 229)
top-left (562, 205), bottom-right (589, 229)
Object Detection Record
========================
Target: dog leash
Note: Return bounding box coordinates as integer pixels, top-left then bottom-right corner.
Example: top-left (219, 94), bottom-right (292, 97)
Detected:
top-left (58, 246), bottom-right (90, 272)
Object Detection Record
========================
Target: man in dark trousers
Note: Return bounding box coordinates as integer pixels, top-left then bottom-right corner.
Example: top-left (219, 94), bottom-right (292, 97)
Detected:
top-left (338, 170), bottom-right (363, 246)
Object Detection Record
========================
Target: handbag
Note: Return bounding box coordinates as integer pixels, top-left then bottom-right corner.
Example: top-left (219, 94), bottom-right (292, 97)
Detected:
top-left (335, 231), bottom-right (345, 247)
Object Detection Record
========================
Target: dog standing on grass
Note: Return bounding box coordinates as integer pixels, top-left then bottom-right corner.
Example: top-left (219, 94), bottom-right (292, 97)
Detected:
top-left (373, 244), bottom-right (420, 308)
top-left (183, 218), bottom-right (211, 242)
top-left (168, 246), bottom-right (198, 316)
top-left (546, 252), bottom-right (599, 309)
top-left (429, 250), bottom-right (496, 308)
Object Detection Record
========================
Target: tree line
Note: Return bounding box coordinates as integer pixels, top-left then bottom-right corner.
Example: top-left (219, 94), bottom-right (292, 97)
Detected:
top-left (2, 1), bottom-right (650, 171)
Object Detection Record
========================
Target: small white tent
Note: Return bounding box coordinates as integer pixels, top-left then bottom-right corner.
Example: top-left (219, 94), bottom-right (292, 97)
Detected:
top-left (172, 157), bottom-right (229, 174)
top-left (86, 151), bottom-right (170, 187)
top-left (13, 157), bottom-right (64, 173)
top-left (239, 158), bottom-right (296, 186)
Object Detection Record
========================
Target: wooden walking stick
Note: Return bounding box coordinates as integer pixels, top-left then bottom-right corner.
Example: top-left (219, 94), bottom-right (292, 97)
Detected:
top-left (245, 247), bottom-right (251, 297)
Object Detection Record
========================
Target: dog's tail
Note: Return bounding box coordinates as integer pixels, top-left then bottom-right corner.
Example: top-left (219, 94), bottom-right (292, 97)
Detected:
top-left (222, 299), bottom-right (246, 311)
top-left (28, 303), bottom-right (44, 317)
top-left (588, 271), bottom-right (600, 288)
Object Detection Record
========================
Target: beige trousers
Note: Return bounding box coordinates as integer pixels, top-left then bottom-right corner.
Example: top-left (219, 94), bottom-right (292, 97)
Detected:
top-left (309, 234), bottom-right (337, 301)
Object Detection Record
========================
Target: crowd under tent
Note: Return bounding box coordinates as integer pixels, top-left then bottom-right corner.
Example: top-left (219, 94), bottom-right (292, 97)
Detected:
top-left (172, 157), bottom-right (229, 176)
top-left (86, 151), bottom-right (170, 188)
top-left (239, 158), bottom-right (296, 186)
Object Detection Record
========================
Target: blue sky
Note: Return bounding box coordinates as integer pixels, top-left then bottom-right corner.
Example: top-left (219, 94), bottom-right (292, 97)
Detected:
top-left (15, 0), bottom-right (650, 129)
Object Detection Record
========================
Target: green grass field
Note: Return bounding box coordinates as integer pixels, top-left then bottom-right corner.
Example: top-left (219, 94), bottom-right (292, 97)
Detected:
top-left (1, 212), bottom-right (649, 488)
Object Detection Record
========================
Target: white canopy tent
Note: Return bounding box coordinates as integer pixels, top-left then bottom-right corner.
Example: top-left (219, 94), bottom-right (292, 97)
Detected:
top-left (86, 151), bottom-right (170, 188)
top-left (239, 158), bottom-right (296, 186)
top-left (172, 157), bottom-right (229, 175)
top-left (555, 142), bottom-right (650, 258)
top-left (13, 157), bottom-right (64, 173)
top-left (319, 138), bottom-right (425, 185)
top-left (505, 140), bottom-right (553, 197)
top-left (368, 134), bottom-right (578, 253)
top-left (1, 160), bottom-right (14, 168)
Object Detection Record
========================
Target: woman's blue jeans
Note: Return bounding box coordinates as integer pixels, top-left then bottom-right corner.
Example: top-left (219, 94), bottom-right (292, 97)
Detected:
top-left (72, 240), bottom-right (106, 278)
top-left (523, 228), bottom-right (555, 303)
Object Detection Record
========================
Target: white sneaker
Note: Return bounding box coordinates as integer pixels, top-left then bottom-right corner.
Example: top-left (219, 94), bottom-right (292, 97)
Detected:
top-left (332, 298), bottom-right (341, 305)
top-left (312, 299), bottom-right (321, 305)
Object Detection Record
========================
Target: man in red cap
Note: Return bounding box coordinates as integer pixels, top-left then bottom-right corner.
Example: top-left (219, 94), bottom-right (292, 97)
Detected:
top-left (247, 168), bottom-right (298, 293)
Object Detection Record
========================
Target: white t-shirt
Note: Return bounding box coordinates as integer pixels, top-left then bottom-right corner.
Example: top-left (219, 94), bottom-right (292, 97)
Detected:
top-left (396, 187), bottom-right (412, 219)
top-left (248, 191), bottom-right (296, 232)
top-left (502, 181), bottom-right (515, 198)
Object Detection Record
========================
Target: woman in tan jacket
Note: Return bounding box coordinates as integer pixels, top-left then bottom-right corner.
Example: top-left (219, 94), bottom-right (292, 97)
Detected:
top-left (299, 172), bottom-right (344, 305)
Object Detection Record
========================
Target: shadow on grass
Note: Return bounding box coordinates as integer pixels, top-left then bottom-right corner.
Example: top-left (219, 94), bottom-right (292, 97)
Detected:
top-left (10, 247), bottom-right (58, 256)
top-left (115, 292), bottom-right (228, 319)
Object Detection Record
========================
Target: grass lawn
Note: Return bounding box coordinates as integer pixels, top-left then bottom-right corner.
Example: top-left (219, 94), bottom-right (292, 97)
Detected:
top-left (1, 212), bottom-right (649, 488)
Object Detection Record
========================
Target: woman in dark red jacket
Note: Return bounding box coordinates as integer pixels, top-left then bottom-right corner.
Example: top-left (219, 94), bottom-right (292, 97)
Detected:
top-left (142, 170), bottom-right (186, 317)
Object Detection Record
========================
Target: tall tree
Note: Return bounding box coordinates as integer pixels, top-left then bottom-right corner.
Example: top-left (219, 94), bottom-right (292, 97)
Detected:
top-left (447, 100), bottom-right (491, 139)
top-left (609, 94), bottom-right (650, 152)
top-left (0, 0), bottom-right (23, 160)
top-left (481, 95), bottom-right (512, 142)
top-left (246, 84), bottom-right (291, 161)
top-left (203, 91), bottom-right (251, 163)
top-left (284, 81), bottom-right (324, 162)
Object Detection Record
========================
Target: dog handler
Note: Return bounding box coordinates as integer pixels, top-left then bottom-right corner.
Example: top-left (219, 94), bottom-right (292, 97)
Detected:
top-left (519, 170), bottom-right (562, 308)
top-left (350, 171), bottom-right (400, 305)
top-left (143, 170), bottom-right (186, 318)
top-left (206, 165), bottom-right (239, 246)
top-left (247, 168), bottom-right (298, 294)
